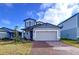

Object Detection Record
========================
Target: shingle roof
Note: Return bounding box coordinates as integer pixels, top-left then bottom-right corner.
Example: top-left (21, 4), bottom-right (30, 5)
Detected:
top-left (22, 23), bottom-right (60, 31)
top-left (24, 18), bottom-right (36, 22)
top-left (0, 27), bottom-right (14, 32)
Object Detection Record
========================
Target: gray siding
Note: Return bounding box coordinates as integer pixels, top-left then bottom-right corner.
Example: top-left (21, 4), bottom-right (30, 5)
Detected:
top-left (0, 32), bottom-right (8, 39)
top-left (77, 14), bottom-right (79, 38)
top-left (59, 14), bottom-right (78, 39)
top-left (77, 14), bottom-right (79, 27)
top-left (61, 28), bottom-right (77, 39)
top-left (77, 28), bottom-right (79, 38)
top-left (60, 15), bottom-right (77, 31)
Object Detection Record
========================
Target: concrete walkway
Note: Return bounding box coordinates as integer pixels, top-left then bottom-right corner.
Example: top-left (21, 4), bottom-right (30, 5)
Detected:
top-left (30, 41), bottom-right (79, 55)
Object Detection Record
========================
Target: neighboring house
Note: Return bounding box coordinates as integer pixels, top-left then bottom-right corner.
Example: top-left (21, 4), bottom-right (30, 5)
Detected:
top-left (22, 18), bottom-right (60, 41)
top-left (0, 27), bottom-right (14, 39)
top-left (58, 13), bottom-right (79, 39)
top-left (0, 27), bottom-right (21, 40)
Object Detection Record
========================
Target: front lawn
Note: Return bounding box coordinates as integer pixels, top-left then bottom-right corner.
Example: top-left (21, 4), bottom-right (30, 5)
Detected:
top-left (61, 39), bottom-right (79, 48)
top-left (0, 41), bottom-right (32, 55)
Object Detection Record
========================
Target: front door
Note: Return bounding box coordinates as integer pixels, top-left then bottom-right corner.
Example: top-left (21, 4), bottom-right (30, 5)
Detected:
top-left (30, 31), bottom-right (33, 41)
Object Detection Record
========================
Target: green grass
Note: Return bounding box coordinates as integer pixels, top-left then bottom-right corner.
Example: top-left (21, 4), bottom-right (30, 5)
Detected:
top-left (0, 41), bottom-right (32, 55)
top-left (61, 39), bottom-right (79, 48)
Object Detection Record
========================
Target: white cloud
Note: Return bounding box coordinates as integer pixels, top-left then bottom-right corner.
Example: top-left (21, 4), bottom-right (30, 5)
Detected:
top-left (37, 11), bottom-right (45, 19)
top-left (40, 3), bottom-right (54, 10)
top-left (37, 3), bottom-right (79, 25)
top-left (1, 19), bottom-right (11, 25)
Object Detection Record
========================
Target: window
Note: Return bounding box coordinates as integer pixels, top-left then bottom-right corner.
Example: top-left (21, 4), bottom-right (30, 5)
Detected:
top-left (25, 21), bottom-right (29, 27)
top-left (27, 32), bottom-right (28, 35)
top-left (29, 21), bottom-right (31, 26)
top-left (26, 21), bottom-right (31, 27)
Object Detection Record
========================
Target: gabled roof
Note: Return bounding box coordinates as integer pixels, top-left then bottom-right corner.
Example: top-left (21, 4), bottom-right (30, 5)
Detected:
top-left (24, 18), bottom-right (36, 22)
top-left (33, 23), bottom-right (59, 28)
top-left (58, 13), bottom-right (79, 25)
top-left (22, 23), bottom-right (60, 31)
top-left (36, 21), bottom-right (44, 24)
top-left (0, 27), bottom-right (14, 32)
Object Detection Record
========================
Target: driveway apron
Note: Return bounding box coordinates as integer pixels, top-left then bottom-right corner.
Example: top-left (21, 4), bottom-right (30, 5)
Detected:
top-left (30, 41), bottom-right (79, 55)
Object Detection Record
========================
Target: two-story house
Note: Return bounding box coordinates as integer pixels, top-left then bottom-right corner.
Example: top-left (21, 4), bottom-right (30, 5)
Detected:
top-left (22, 18), bottom-right (60, 41)
top-left (58, 13), bottom-right (79, 40)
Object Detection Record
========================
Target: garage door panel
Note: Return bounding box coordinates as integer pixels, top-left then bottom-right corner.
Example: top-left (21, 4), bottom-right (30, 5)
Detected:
top-left (34, 31), bottom-right (57, 41)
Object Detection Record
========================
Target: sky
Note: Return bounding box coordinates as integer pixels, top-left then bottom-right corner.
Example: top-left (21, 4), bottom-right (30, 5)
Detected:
top-left (0, 3), bottom-right (79, 30)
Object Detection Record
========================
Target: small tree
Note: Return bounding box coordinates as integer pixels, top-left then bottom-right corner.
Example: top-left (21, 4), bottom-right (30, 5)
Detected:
top-left (14, 26), bottom-right (20, 43)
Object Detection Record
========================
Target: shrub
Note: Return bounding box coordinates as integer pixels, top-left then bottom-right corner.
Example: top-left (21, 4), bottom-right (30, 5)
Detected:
top-left (60, 38), bottom-right (69, 40)
top-left (60, 38), bottom-right (75, 41)
top-left (13, 26), bottom-right (21, 43)
top-left (1, 37), bottom-right (12, 41)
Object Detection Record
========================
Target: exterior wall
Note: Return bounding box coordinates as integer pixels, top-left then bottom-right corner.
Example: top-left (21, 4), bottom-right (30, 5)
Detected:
top-left (22, 31), bottom-right (25, 38)
top-left (77, 28), bottom-right (79, 38)
top-left (33, 28), bottom-right (60, 41)
top-left (61, 28), bottom-right (77, 39)
top-left (77, 14), bottom-right (79, 38)
top-left (24, 31), bottom-right (30, 39)
top-left (25, 20), bottom-right (36, 27)
top-left (77, 14), bottom-right (79, 27)
top-left (59, 14), bottom-right (78, 39)
top-left (9, 32), bottom-right (14, 39)
top-left (0, 32), bottom-right (8, 39)
top-left (59, 15), bottom-right (77, 31)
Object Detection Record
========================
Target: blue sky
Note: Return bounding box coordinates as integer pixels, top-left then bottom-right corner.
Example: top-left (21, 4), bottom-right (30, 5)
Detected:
top-left (0, 3), bottom-right (41, 29)
top-left (0, 3), bottom-right (79, 30)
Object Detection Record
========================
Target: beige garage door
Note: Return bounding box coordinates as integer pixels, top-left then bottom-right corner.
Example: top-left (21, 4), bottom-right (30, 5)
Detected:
top-left (34, 31), bottom-right (57, 41)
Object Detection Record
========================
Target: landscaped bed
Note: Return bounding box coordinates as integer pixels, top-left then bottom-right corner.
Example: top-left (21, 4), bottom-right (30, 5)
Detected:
top-left (0, 41), bottom-right (32, 55)
top-left (61, 39), bottom-right (79, 48)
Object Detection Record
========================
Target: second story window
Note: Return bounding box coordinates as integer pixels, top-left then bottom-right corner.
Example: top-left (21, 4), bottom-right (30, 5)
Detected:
top-left (29, 21), bottom-right (31, 26)
top-left (26, 22), bottom-right (29, 27)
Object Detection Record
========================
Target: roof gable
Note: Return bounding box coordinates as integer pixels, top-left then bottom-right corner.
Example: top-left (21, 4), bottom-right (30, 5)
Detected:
top-left (0, 27), bottom-right (14, 32)
top-left (34, 23), bottom-right (59, 28)
top-left (24, 18), bottom-right (36, 22)
top-left (22, 23), bottom-right (60, 30)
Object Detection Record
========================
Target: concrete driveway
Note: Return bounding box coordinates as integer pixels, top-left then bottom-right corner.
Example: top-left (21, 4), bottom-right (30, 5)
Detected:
top-left (30, 41), bottom-right (79, 55)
